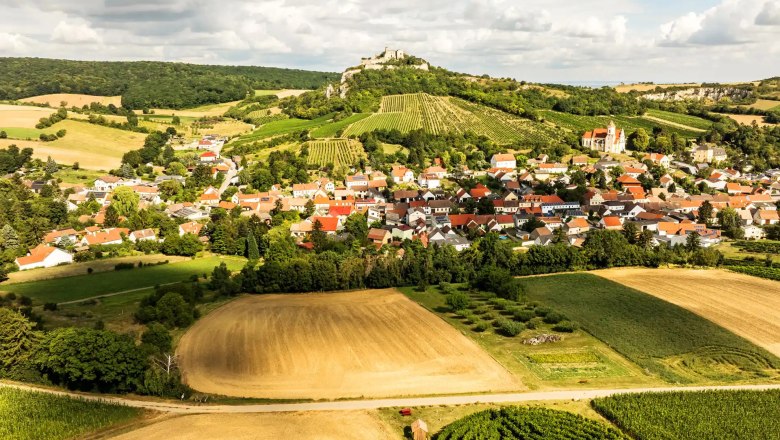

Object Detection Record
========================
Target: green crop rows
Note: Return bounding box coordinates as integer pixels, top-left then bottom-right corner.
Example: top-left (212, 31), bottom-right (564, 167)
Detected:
top-left (729, 265), bottom-right (780, 281)
top-left (306, 139), bottom-right (364, 167)
top-left (644, 109), bottom-right (715, 130)
top-left (311, 113), bottom-right (371, 138)
top-left (541, 110), bottom-right (703, 138)
top-left (343, 93), bottom-right (563, 145)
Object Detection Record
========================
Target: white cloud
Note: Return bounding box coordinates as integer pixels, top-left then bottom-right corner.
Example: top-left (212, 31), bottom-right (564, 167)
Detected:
top-left (51, 19), bottom-right (102, 44)
top-left (755, 0), bottom-right (780, 25)
top-left (0, 32), bottom-right (31, 53)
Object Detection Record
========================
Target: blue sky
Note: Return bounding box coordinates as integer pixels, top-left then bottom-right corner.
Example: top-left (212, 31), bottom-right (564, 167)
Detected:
top-left (0, 0), bottom-right (778, 83)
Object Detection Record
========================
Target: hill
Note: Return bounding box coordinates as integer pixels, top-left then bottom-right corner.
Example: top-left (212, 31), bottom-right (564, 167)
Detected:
top-left (0, 57), bottom-right (339, 109)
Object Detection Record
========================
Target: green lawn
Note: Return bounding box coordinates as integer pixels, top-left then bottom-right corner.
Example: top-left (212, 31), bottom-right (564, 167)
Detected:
top-left (400, 286), bottom-right (658, 390)
top-left (0, 387), bottom-right (142, 440)
top-left (4, 256), bottom-right (246, 304)
top-left (523, 274), bottom-right (780, 384)
top-left (592, 390), bottom-right (780, 440)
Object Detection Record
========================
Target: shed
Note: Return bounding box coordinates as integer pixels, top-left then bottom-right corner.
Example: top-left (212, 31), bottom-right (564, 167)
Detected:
top-left (411, 419), bottom-right (428, 440)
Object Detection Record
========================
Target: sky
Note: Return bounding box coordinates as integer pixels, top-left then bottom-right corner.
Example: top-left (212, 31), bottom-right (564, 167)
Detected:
top-left (0, 0), bottom-right (779, 84)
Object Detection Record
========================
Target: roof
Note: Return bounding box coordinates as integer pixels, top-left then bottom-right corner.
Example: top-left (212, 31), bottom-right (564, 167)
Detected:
top-left (492, 153), bottom-right (515, 162)
top-left (200, 151), bottom-right (217, 157)
top-left (601, 216), bottom-right (622, 227)
top-left (43, 228), bottom-right (78, 243)
top-left (16, 245), bottom-right (62, 266)
top-left (130, 229), bottom-right (156, 239)
top-left (310, 216), bottom-right (339, 232)
top-left (367, 228), bottom-right (390, 241)
top-left (179, 222), bottom-right (204, 235)
top-left (84, 228), bottom-right (129, 245)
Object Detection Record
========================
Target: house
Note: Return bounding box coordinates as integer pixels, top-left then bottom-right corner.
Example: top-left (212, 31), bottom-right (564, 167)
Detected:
top-left (199, 151), bottom-right (219, 162)
top-left (600, 216), bottom-right (623, 230)
top-left (743, 225), bottom-right (766, 240)
top-left (643, 153), bottom-right (670, 168)
top-left (93, 175), bottom-right (123, 191)
top-left (310, 216), bottom-right (340, 234)
top-left (566, 218), bottom-right (591, 235)
top-left (129, 229), bottom-right (157, 242)
top-left (391, 166), bottom-right (415, 184)
top-left (424, 166), bottom-right (447, 179)
top-left (753, 209), bottom-right (780, 225)
top-left (490, 153), bottom-right (516, 169)
top-left (81, 228), bottom-right (129, 246)
top-left (178, 222), bottom-right (204, 236)
top-left (16, 245), bottom-right (73, 270)
top-left (692, 145), bottom-right (728, 163)
top-left (582, 121), bottom-right (625, 153)
top-left (367, 228), bottom-right (392, 246)
top-left (417, 173), bottom-right (441, 189)
top-left (43, 228), bottom-right (79, 245)
top-left (292, 183), bottom-right (320, 198)
top-left (537, 163), bottom-right (568, 174)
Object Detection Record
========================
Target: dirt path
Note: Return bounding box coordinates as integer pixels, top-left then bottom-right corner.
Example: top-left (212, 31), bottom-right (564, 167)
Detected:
top-left (643, 115), bottom-right (705, 132)
top-left (3, 381), bottom-right (780, 415)
top-left (57, 283), bottom-right (179, 305)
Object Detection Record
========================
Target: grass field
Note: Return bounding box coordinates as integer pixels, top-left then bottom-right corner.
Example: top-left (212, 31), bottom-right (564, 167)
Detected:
top-left (4, 254), bottom-right (188, 284)
top-left (342, 93), bottom-right (563, 145)
top-left (19, 93), bottom-right (122, 108)
top-left (177, 289), bottom-right (521, 399)
top-left (0, 387), bottom-right (142, 440)
top-left (714, 241), bottom-right (780, 264)
top-left (1, 256), bottom-right (246, 304)
top-left (644, 109), bottom-right (714, 130)
top-left (402, 286), bottom-right (657, 390)
top-left (541, 110), bottom-right (704, 138)
top-left (111, 411), bottom-right (395, 440)
top-left (40, 287), bottom-right (153, 333)
top-left (306, 139), bottom-right (365, 167)
top-left (310, 113), bottom-right (370, 138)
top-left (597, 268), bottom-right (780, 358)
top-left (522, 274), bottom-right (780, 384)
top-left (742, 98), bottom-right (780, 111)
top-left (235, 113), bottom-right (334, 143)
top-left (593, 390), bottom-right (780, 440)
top-left (0, 119), bottom-right (146, 169)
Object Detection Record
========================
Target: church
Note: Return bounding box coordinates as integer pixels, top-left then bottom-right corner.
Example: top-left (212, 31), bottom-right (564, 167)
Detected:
top-left (581, 121), bottom-right (626, 154)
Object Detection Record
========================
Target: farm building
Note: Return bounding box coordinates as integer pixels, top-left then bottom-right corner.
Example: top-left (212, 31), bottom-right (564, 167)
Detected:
top-left (16, 244), bottom-right (73, 271)
top-left (411, 419), bottom-right (428, 440)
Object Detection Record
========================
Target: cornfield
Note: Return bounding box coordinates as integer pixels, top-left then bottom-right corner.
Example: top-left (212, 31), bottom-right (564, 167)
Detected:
top-left (434, 407), bottom-right (628, 439)
top-left (592, 390), bottom-right (780, 440)
top-left (0, 387), bottom-right (141, 440)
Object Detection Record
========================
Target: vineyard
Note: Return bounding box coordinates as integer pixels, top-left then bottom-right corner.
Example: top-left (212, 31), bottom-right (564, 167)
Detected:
top-left (0, 387), bottom-right (141, 440)
top-left (733, 240), bottom-right (780, 254)
top-left (541, 110), bottom-right (703, 138)
top-left (342, 93), bottom-right (563, 145)
top-left (306, 139), bottom-right (365, 167)
top-left (644, 109), bottom-right (715, 130)
top-left (233, 113), bottom-right (334, 144)
top-left (433, 407), bottom-right (628, 439)
top-left (592, 390), bottom-right (780, 440)
top-left (310, 113), bottom-right (371, 138)
top-left (728, 265), bottom-right (780, 281)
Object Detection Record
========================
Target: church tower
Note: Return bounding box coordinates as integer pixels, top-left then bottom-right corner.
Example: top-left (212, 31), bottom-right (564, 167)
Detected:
top-left (606, 120), bottom-right (616, 152)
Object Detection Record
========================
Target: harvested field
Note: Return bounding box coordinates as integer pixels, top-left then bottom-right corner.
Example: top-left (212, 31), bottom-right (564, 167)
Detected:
top-left (613, 83), bottom-right (700, 93)
top-left (724, 114), bottom-right (775, 126)
top-left (4, 254), bottom-right (188, 284)
top-left (275, 89), bottom-right (309, 98)
top-left (111, 411), bottom-right (396, 440)
top-left (20, 93), bottom-right (121, 107)
top-left (0, 104), bottom-right (55, 127)
top-left (177, 289), bottom-right (521, 399)
top-left (596, 268), bottom-right (780, 358)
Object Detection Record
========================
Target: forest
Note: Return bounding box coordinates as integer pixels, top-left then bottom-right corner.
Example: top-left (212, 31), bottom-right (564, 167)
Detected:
top-left (0, 58), bottom-right (338, 109)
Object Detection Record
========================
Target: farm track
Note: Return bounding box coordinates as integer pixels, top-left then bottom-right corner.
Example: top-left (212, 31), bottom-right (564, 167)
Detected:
top-left (642, 115), bottom-right (705, 132)
top-left (2, 381), bottom-right (780, 415)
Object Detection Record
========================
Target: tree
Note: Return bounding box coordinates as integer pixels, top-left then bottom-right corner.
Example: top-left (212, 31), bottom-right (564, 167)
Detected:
top-left (446, 291), bottom-right (470, 311)
top-left (476, 197), bottom-right (495, 215)
top-left (628, 128), bottom-right (650, 151)
top-left (0, 130), bottom-right (6, 139)
top-left (45, 156), bottom-right (58, 174)
top-left (311, 219), bottom-right (327, 252)
top-left (171, 116), bottom-right (181, 126)
top-left (697, 201), bottom-right (713, 226)
top-left (104, 204), bottom-right (120, 227)
top-left (154, 292), bottom-right (195, 328)
top-left (0, 224), bottom-right (20, 251)
top-left (686, 231), bottom-right (701, 251)
top-left (303, 199), bottom-right (315, 218)
top-left (246, 231), bottom-right (260, 260)
top-left (33, 327), bottom-right (147, 392)
top-left (120, 162), bottom-right (135, 179)
top-left (621, 222), bottom-right (639, 244)
top-left (717, 207), bottom-right (742, 238)
top-left (141, 323), bottom-right (172, 353)
top-left (111, 186), bottom-right (140, 217)
top-left (0, 308), bottom-right (40, 375)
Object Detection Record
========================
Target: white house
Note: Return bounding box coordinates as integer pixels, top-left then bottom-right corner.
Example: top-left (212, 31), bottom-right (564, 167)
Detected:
top-left (490, 153), bottom-right (516, 169)
top-left (16, 245), bottom-right (73, 271)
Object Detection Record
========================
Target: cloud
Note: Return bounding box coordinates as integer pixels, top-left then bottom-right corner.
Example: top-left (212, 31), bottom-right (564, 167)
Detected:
top-left (755, 1), bottom-right (780, 25)
top-left (493, 8), bottom-right (552, 32)
top-left (0, 32), bottom-right (30, 53)
top-left (51, 19), bottom-right (102, 44)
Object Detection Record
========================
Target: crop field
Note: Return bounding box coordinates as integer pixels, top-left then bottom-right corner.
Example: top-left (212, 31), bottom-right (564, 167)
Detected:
top-left (614, 83), bottom-right (700, 93)
top-left (19, 93), bottom-right (122, 108)
top-left (342, 93), bottom-right (563, 145)
top-left (143, 100), bottom-right (242, 118)
top-left (727, 265), bottom-right (780, 282)
top-left (435, 407), bottom-right (627, 440)
top-left (112, 411), bottom-right (395, 440)
top-left (310, 113), bottom-right (370, 138)
top-left (597, 268), bottom-right (780, 357)
top-left (743, 98), bottom-right (780, 111)
top-left (0, 119), bottom-right (146, 169)
top-left (722, 113), bottom-right (776, 126)
top-left (644, 109), bottom-right (714, 130)
top-left (541, 110), bottom-right (703, 138)
top-left (306, 139), bottom-right (365, 167)
top-left (402, 286), bottom-right (656, 390)
top-left (593, 390), bottom-right (780, 440)
top-left (0, 104), bottom-right (55, 127)
top-left (235, 113), bottom-right (334, 143)
top-left (0, 387), bottom-right (141, 440)
top-left (177, 289), bottom-right (521, 399)
top-left (523, 273), bottom-right (780, 384)
top-left (1, 256), bottom-right (246, 304)
top-left (4, 254), bottom-right (188, 284)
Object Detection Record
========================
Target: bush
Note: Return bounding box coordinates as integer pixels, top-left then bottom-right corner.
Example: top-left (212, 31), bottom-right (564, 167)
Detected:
top-left (114, 262), bottom-right (135, 271)
top-left (473, 320), bottom-right (489, 332)
top-left (87, 267), bottom-right (93, 274)
top-left (513, 309), bottom-right (535, 322)
top-left (497, 319), bottom-right (524, 337)
top-left (43, 302), bottom-right (58, 311)
top-left (535, 306), bottom-right (553, 317)
top-left (543, 311), bottom-right (566, 324)
top-left (526, 317), bottom-right (544, 330)
top-left (553, 321), bottom-right (578, 333)
top-left (446, 291), bottom-right (471, 311)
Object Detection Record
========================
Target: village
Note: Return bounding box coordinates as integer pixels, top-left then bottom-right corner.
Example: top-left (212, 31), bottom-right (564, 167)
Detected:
top-left (13, 122), bottom-right (780, 271)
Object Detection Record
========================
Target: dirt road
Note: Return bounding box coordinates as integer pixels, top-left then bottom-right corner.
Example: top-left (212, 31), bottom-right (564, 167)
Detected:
top-left (3, 381), bottom-right (780, 415)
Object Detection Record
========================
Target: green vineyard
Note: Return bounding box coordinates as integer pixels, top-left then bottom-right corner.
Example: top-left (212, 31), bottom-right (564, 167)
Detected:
top-left (342, 93), bottom-right (563, 145)
top-left (644, 109), bottom-right (715, 130)
top-left (306, 139), bottom-right (365, 167)
top-left (541, 110), bottom-right (703, 138)
top-left (434, 407), bottom-right (627, 439)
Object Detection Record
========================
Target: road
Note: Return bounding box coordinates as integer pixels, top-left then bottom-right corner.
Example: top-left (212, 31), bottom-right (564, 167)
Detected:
top-left (2, 382), bottom-right (779, 415)
top-left (57, 283), bottom-right (179, 305)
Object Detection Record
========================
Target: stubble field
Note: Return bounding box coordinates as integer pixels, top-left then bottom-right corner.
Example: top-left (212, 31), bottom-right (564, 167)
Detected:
top-left (596, 268), bottom-right (780, 358)
top-left (177, 289), bottom-right (521, 399)
top-left (19, 93), bottom-right (122, 107)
